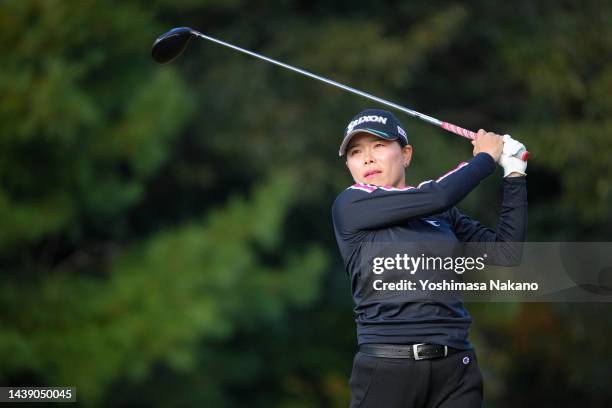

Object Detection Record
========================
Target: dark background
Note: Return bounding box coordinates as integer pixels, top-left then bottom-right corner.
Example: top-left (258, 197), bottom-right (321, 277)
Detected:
top-left (1, 0), bottom-right (611, 406)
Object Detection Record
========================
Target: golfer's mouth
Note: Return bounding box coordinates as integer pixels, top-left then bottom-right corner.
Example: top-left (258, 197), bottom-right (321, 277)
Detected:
top-left (364, 170), bottom-right (382, 179)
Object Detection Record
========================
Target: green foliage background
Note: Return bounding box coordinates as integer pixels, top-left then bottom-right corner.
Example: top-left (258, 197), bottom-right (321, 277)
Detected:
top-left (1, 0), bottom-right (611, 406)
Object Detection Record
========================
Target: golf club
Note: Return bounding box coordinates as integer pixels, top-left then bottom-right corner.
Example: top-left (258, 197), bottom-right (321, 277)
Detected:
top-left (152, 27), bottom-right (529, 161)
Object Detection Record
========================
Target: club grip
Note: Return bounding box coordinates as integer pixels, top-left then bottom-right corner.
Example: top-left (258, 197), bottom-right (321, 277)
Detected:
top-left (441, 122), bottom-right (476, 140)
top-left (441, 122), bottom-right (529, 162)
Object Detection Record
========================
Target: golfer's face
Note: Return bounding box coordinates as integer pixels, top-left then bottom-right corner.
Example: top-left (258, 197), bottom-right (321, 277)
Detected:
top-left (345, 133), bottom-right (412, 188)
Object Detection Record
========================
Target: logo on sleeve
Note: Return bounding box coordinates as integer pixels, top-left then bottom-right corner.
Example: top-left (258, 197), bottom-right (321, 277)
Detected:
top-left (425, 219), bottom-right (441, 227)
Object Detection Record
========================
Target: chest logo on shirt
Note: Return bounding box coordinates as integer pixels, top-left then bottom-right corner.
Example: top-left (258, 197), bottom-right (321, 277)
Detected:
top-left (424, 219), bottom-right (441, 227)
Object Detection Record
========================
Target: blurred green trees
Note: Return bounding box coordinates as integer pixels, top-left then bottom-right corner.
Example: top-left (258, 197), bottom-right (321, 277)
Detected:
top-left (1, 173), bottom-right (327, 403)
top-left (0, 0), bottom-right (195, 250)
top-left (1, 0), bottom-right (612, 406)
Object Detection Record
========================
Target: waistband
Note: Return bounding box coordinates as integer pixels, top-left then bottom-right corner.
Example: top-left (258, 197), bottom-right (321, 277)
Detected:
top-left (359, 343), bottom-right (463, 360)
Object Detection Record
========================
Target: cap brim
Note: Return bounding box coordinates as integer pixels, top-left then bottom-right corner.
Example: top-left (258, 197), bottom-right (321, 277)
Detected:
top-left (338, 129), bottom-right (399, 156)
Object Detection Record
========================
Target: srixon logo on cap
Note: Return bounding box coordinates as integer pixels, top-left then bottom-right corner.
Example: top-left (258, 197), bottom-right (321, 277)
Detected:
top-left (346, 115), bottom-right (387, 133)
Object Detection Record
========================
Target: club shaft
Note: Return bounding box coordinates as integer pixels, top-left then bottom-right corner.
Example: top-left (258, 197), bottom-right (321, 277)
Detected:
top-left (191, 30), bottom-right (443, 128)
top-left (188, 29), bottom-right (529, 160)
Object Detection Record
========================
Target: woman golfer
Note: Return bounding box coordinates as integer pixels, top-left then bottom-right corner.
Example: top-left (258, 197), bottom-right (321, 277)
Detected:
top-left (332, 109), bottom-right (527, 407)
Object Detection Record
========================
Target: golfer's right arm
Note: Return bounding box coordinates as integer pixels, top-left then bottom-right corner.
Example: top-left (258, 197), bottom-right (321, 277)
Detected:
top-left (333, 131), bottom-right (503, 231)
top-left (333, 152), bottom-right (497, 231)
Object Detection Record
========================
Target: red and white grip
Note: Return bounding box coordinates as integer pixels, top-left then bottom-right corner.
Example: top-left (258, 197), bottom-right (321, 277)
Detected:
top-left (441, 122), bottom-right (476, 140)
top-left (441, 122), bottom-right (529, 162)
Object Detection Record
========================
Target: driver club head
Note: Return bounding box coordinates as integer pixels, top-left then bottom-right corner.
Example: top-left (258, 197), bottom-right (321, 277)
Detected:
top-left (151, 27), bottom-right (194, 64)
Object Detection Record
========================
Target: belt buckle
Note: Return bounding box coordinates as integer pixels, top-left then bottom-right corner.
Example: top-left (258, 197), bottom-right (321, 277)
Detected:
top-left (412, 343), bottom-right (427, 360)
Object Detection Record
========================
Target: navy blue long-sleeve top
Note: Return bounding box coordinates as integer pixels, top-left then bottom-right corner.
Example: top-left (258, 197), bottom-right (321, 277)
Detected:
top-left (331, 153), bottom-right (527, 349)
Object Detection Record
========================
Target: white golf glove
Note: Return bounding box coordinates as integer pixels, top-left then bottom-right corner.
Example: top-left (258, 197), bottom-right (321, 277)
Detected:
top-left (499, 134), bottom-right (527, 177)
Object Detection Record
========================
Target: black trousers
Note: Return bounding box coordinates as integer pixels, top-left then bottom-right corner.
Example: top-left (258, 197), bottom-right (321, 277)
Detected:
top-left (349, 348), bottom-right (483, 408)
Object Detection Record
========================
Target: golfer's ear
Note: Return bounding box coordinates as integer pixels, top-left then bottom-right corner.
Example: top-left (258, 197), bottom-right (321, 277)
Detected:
top-left (403, 144), bottom-right (413, 166)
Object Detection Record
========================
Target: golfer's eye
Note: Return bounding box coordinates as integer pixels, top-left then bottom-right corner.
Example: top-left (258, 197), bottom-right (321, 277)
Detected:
top-left (349, 149), bottom-right (360, 156)
top-left (374, 143), bottom-right (385, 148)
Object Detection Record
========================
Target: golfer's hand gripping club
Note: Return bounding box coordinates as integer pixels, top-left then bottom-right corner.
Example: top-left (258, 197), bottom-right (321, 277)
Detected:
top-left (499, 134), bottom-right (528, 177)
top-left (471, 130), bottom-right (504, 162)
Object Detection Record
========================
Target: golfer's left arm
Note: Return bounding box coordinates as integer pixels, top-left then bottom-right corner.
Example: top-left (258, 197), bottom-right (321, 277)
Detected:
top-left (448, 176), bottom-right (527, 243)
top-left (449, 135), bottom-right (528, 264)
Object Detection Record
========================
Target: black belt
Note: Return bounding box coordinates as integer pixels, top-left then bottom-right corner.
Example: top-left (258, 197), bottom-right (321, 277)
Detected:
top-left (359, 343), bottom-right (457, 360)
